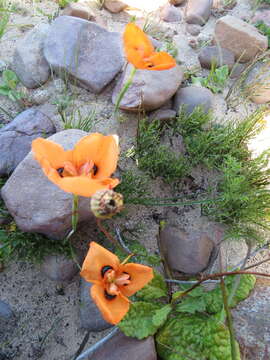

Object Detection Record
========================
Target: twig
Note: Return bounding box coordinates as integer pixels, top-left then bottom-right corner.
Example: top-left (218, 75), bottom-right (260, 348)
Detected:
top-left (243, 256), bottom-right (270, 271)
top-left (75, 327), bottom-right (118, 360)
top-left (115, 226), bottom-right (133, 254)
top-left (72, 331), bottom-right (90, 360)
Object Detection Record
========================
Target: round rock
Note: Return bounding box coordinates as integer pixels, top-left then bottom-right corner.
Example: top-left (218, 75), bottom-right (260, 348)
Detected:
top-left (198, 46), bottom-right (235, 70)
top-left (160, 4), bottom-right (182, 23)
top-left (173, 86), bottom-right (214, 115)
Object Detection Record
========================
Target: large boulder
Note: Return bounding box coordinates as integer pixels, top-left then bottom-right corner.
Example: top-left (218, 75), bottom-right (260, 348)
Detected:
top-left (112, 64), bottom-right (183, 112)
top-left (13, 24), bottom-right (50, 88)
top-left (90, 330), bottom-right (157, 360)
top-left (44, 16), bottom-right (124, 93)
top-left (0, 107), bottom-right (56, 176)
top-left (1, 130), bottom-right (94, 240)
top-left (214, 16), bottom-right (268, 63)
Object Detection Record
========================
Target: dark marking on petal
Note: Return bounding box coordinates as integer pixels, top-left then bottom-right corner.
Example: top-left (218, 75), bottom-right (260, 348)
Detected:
top-left (57, 167), bottom-right (64, 177)
top-left (93, 164), bottom-right (98, 176)
top-left (104, 290), bottom-right (117, 300)
top-left (101, 265), bottom-right (113, 278)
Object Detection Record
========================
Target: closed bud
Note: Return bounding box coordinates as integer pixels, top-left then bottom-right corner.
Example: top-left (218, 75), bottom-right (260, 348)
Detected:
top-left (90, 190), bottom-right (123, 219)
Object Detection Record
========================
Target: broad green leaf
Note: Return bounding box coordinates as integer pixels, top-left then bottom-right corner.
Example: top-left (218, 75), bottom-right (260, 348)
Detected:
top-left (176, 297), bottom-right (206, 314)
top-left (156, 313), bottom-right (241, 360)
top-left (0, 86), bottom-right (10, 96)
top-left (2, 70), bottom-right (19, 89)
top-left (136, 271), bottom-right (167, 301)
top-left (118, 302), bottom-right (169, 339)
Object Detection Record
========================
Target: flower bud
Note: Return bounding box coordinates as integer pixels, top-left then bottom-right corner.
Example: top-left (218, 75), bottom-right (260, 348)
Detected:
top-left (90, 190), bottom-right (123, 219)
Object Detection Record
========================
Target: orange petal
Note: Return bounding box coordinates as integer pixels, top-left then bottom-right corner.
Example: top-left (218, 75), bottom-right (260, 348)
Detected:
top-left (32, 138), bottom-right (72, 169)
top-left (119, 263), bottom-right (154, 297)
top-left (47, 175), bottom-right (119, 197)
top-left (91, 283), bottom-right (130, 324)
top-left (144, 51), bottom-right (177, 71)
top-left (80, 242), bottom-right (120, 283)
top-left (72, 134), bottom-right (119, 179)
top-left (123, 23), bottom-right (154, 61)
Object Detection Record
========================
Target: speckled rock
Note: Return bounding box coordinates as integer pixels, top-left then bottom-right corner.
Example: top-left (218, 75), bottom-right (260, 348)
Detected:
top-left (1, 130), bottom-right (95, 240)
top-left (112, 64), bottom-right (183, 112)
top-left (232, 284), bottom-right (270, 359)
top-left (214, 15), bottom-right (268, 63)
top-left (0, 107), bottom-right (56, 176)
top-left (185, 0), bottom-right (213, 25)
top-left (159, 225), bottom-right (218, 275)
top-left (90, 330), bottom-right (157, 360)
top-left (104, 0), bottom-right (128, 13)
top-left (244, 60), bottom-right (270, 104)
top-left (41, 254), bottom-right (82, 282)
top-left (44, 16), bottom-right (124, 93)
top-left (12, 24), bottom-right (50, 89)
top-left (198, 46), bottom-right (235, 70)
top-left (173, 86), bottom-right (214, 115)
top-left (149, 109), bottom-right (177, 122)
top-left (160, 4), bottom-right (182, 23)
top-left (79, 279), bottom-right (112, 331)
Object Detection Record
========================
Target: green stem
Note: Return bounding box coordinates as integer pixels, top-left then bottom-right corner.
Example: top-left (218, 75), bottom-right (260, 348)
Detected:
top-left (127, 197), bottom-right (223, 207)
top-left (72, 194), bottom-right (79, 232)
top-left (114, 66), bottom-right (137, 117)
top-left (220, 276), bottom-right (238, 360)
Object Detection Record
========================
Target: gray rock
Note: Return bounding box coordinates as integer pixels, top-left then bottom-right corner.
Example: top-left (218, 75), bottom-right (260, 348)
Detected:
top-left (41, 254), bottom-right (82, 282)
top-left (104, 0), bottom-right (128, 13)
top-left (214, 15), bottom-right (268, 63)
top-left (1, 130), bottom-right (95, 240)
top-left (90, 330), bottom-right (157, 360)
top-left (186, 24), bottom-right (201, 36)
top-left (0, 107), bottom-right (56, 176)
top-left (0, 300), bottom-right (13, 320)
top-left (44, 16), bottom-right (124, 93)
top-left (160, 4), bottom-right (182, 23)
top-left (173, 86), bottom-right (214, 115)
top-left (13, 24), bottom-right (50, 89)
top-left (79, 279), bottom-right (112, 331)
top-left (229, 63), bottom-right (247, 79)
top-left (232, 284), bottom-right (270, 359)
top-left (112, 64), bottom-right (183, 112)
top-left (149, 109), bottom-right (177, 122)
top-left (244, 60), bottom-right (270, 104)
top-left (0, 60), bottom-right (7, 72)
top-left (198, 46), bottom-right (235, 70)
top-left (185, 0), bottom-right (213, 25)
top-left (159, 225), bottom-right (217, 274)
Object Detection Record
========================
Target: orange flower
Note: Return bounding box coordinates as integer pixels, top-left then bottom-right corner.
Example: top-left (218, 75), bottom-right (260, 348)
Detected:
top-left (32, 133), bottom-right (120, 197)
top-left (80, 242), bottom-right (154, 324)
top-left (123, 23), bottom-right (176, 70)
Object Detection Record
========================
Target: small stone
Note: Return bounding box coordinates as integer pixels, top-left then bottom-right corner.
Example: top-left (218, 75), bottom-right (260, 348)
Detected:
top-left (149, 109), bottom-right (177, 122)
top-left (232, 284), bottom-right (270, 358)
top-left (13, 24), bottom-right (50, 89)
top-left (90, 330), bottom-right (157, 360)
top-left (198, 46), bottom-right (235, 70)
top-left (44, 16), bottom-right (124, 93)
top-left (159, 225), bottom-right (217, 274)
top-left (104, 0), bottom-right (128, 13)
top-left (244, 60), bottom-right (270, 104)
top-left (214, 15), bottom-right (268, 63)
top-left (160, 4), bottom-right (182, 23)
top-left (186, 23), bottom-right (201, 36)
top-left (0, 107), bottom-right (56, 176)
top-left (1, 130), bottom-right (95, 240)
top-left (0, 300), bottom-right (13, 320)
top-left (41, 254), bottom-right (82, 282)
top-left (79, 279), bottom-right (112, 331)
top-left (188, 38), bottom-right (198, 49)
top-left (112, 64), bottom-right (183, 112)
top-left (173, 86), bottom-right (214, 115)
top-left (251, 9), bottom-right (270, 27)
top-left (62, 1), bottom-right (97, 20)
top-left (185, 0), bottom-right (213, 25)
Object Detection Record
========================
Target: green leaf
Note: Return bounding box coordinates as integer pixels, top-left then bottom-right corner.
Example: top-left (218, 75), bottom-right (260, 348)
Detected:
top-left (118, 302), bottom-right (169, 339)
top-left (2, 70), bottom-right (19, 89)
top-left (0, 86), bottom-right (10, 95)
top-left (156, 313), bottom-right (241, 360)
top-left (176, 297), bottom-right (206, 314)
top-left (136, 271), bottom-right (167, 301)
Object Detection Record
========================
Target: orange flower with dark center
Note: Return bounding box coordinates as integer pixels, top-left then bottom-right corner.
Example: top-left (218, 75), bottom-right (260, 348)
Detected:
top-left (123, 22), bottom-right (176, 70)
top-left (32, 133), bottom-right (119, 197)
top-left (80, 242), bottom-right (154, 324)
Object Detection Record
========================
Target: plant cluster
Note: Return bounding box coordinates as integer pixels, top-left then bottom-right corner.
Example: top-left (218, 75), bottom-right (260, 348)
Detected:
top-left (191, 65), bottom-right (229, 94)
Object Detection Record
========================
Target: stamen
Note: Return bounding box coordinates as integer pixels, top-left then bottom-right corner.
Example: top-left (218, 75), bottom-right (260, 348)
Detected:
top-left (63, 161), bottom-right (78, 176)
top-left (101, 265), bottom-right (113, 278)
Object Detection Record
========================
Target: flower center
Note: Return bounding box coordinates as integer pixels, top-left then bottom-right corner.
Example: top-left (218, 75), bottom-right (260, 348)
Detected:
top-left (101, 266), bottom-right (131, 300)
top-left (57, 161), bottom-right (98, 178)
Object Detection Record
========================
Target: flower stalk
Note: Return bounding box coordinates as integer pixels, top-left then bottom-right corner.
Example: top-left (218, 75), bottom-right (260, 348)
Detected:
top-left (114, 66), bottom-right (137, 117)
